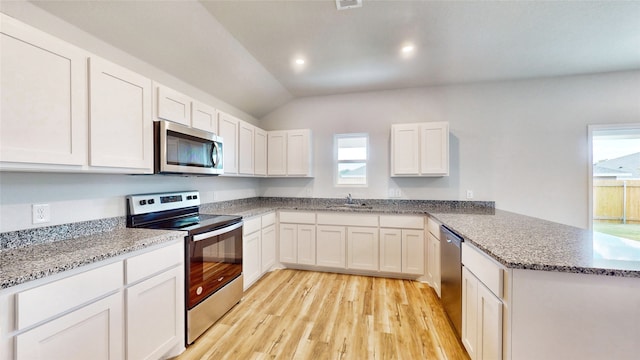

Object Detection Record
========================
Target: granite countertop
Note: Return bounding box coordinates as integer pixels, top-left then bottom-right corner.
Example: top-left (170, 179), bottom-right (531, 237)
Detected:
top-left (430, 210), bottom-right (640, 278)
top-left (2, 197), bottom-right (638, 291)
top-left (204, 198), bottom-right (640, 278)
top-left (0, 225), bottom-right (185, 289)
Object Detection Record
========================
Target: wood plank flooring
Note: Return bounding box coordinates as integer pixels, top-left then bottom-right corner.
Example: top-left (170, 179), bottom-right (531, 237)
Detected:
top-left (173, 269), bottom-right (470, 360)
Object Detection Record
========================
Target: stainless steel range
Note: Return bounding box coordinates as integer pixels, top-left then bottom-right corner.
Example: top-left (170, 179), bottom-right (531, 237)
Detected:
top-left (126, 191), bottom-right (243, 345)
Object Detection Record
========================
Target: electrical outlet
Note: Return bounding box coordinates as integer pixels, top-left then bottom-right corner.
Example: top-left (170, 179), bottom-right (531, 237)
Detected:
top-left (32, 204), bottom-right (51, 224)
top-left (305, 188), bottom-right (313, 197)
top-left (466, 190), bottom-right (474, 199)
top-left (395, 189), bottom-right (402, 198)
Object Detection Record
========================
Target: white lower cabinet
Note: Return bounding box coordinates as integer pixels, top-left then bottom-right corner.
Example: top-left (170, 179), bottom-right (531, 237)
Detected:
top-left (316, 225), bottom-right (347, 268)
top-left (126, 266), bottom-right (183, 360)
top-left (347, 227), bottom-right (379, 271)
top-left (462, 266), bottom-right (503, 360)
top-left (379, 229), bottom-right (402, 273)
top-left (261, 223), bottom-right (277, 272)
top-left (243, 228), bottom-right (262, 290)
top-left (379, 228), bottom-right (425, 275)
top-left (427, 232), bottom-right (441, 297)
top-left (279, 211), bottom-right (316, 266)
top-left (1, 240), bottom-right (185, 360)
top-left (15, 292), bottom-right (123, 360)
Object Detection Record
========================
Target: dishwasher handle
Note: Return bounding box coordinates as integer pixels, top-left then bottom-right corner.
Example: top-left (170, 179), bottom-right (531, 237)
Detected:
top-left (441, 225), bottom-right (463, 248)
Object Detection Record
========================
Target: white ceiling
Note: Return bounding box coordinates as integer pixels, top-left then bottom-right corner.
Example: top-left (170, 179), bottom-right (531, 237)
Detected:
top-left (30, 0), bottom-right (640, 118)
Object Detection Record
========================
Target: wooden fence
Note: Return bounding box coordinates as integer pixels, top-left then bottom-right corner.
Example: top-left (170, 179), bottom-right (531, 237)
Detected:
top-left (593, 179), bottom-right (640, 224)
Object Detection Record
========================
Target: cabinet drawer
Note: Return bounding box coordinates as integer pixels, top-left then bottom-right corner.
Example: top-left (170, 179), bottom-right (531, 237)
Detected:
top-left (427, 217), bottom-right (441, 237)
top-left (261, 212), bottom-right (276, 227)
top-left (379, 215), bottom-right (424, 229)
top-left (317, 213), bottom-right (378, 227)
top-left (16, 261), bottom-right (123, 330)
top-left (126, 241), bottom-right (183, 285)
top-left (462, 242), bottom-right (503, 298)
top-left (279, 211), bottom-right (315, 224)
top-left (243, 216), bottom-right (262, 234)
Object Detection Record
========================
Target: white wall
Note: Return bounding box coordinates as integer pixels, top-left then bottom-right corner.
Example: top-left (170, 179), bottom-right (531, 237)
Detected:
top-left (259, 71), bottom-right (640, 228)
top-left (0, 173), bottom-right (259, 232)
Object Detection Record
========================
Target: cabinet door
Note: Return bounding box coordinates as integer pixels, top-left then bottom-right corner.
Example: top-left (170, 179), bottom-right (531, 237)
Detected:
top-left (427, 233), bottom-right (441, 297)
top-left (126, 266), bottom-right (183, 360)
top-left (89, 57), bottom-right (153, 171)
top-left (316, 225), bottom-right (345, 268)
top-left (1, 14), bottom-right (87, 166)
top-left (238, 121), bottom-right (255, 175)
top-left (156, 84), bottom-right (191, 126)
top-left (402, 229), bottom-right (425, 275)
top-left (390, 124), bottom-right (420, 175)
top-left (192, 101), bottom-right (217, 133)
top-left (297, 224), bottom-right (317, 265)
top-left (279, 224), bottom-right (297, 264)
top-left (379, 228), bottom-right (402, 273)
top-left (261, 224), bottom-right (276, 272)
top-left (243, 230), bottom-right (261, 290)
top-left (16, 293), bottom-right (123, 360)
top-left (287, 130), bottom-right (311, 176)
top-left (477, 282), bottom-right (502, 360)
top-left (462, 267), bottom-right (479, 360)
top-left (420, 122), bottom-right (449, 176)
top-left (254, 128), bottom-right (267, 176)
top-left (218, 112), bottom-right (239, 174)
top-left (267, 131), bottom-right (287, 176)
top-left (348, 227), bottom-right (379, 271)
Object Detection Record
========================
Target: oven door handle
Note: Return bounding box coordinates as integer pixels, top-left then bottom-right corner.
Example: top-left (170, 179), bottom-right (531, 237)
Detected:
top-left (192, 221), bottom-right (243, 242)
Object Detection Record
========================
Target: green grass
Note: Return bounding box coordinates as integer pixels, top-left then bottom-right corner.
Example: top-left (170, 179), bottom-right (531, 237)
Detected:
top-left (593, 222), bottom-right (640, 242)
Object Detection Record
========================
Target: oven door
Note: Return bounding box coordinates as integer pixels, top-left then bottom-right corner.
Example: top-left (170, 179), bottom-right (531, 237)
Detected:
top-left (187, 221), bottom-right (242, 309)
top-left (155, 120), bottom-right (224, 175)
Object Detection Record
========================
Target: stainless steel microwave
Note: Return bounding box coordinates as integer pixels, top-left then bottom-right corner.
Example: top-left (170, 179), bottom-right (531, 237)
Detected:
top-left (154, 120), bottom-right (223, 175)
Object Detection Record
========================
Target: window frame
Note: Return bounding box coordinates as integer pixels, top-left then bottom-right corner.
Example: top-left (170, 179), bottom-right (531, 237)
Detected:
top-left (334, 133), bottom-right (369, 187)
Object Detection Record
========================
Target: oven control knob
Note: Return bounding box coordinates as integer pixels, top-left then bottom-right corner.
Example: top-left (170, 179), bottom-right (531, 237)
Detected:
top-left (148, 199), bottom-right (155, 204)
top-left (186, 195), bottom-right (192, 200)
top-left (193, 195), bottom-right (198, 199)
top-left (196, 286), bottom-right (203, 295)
top-left (139, 200), bottom-right (146, 205)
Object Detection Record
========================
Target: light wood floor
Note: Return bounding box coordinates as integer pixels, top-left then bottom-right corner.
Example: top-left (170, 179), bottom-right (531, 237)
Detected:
top-left (174, 269), bottom-right (470, 360)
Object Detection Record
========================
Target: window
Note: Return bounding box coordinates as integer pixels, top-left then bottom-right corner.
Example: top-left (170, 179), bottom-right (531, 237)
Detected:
top-left (589, 124), bottom-right (640, 242)
top-left (335, 133), bottom-right (368, 186)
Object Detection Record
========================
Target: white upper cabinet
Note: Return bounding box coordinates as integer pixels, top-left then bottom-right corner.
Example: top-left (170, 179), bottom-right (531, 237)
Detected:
top-left (218, 112), bottom-right (239, 175)
top-left (267, 129), bottom-right (313, 177)
top-left (267, 131), bottom-right (287, 176)
top-left (254, 128), bottom-right (267, 176)
top-left (287, 130), bottom-right (312, 176)
top-left (89, 57), bottom-right (153, 171)
top-left (391, 122), bottom-right (449, 177)
top-left (238, 121), bottom-right (255, 175)
top-left (191, 101), bottom-right (218, 134)
top-left (155, 84), bottom-right (191, 126)
top-left (0, 14), bottom-right (87, 167)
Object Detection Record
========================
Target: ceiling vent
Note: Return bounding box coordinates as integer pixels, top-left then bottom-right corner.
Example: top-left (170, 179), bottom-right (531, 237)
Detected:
top-left (336, 0), bottom-right (363, 11)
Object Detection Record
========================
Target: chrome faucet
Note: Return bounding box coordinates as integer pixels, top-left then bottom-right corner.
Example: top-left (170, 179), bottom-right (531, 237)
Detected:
top-left (346, 193), bottom-right (353, 204)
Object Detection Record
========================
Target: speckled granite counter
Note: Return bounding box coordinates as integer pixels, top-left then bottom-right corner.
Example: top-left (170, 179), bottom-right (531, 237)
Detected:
top-left (0, 219), bottom-right (185, 289)
top-left (203, 197), bottom-right (640, 278)
top-left (429, 210), bottom-right (640, 278)
top-left (3, 196), bottom-right (638, 290)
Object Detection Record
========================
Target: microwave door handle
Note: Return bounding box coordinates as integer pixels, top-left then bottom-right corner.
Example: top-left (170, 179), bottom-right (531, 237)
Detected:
top-left (192, 221), bottom-right (243, 242)
top-left (211, 142), bottom-right (220, 168)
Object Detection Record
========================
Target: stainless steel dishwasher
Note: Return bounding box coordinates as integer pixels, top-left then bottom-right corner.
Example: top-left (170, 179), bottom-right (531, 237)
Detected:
top-left (440, 225), bottom-right (463, 338)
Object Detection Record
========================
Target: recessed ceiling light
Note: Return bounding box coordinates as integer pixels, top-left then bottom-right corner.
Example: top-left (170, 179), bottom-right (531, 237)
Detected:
top-left (402, 45), bottom-right (414, 53)
top-left (295, 59), bottom-right (305, 65)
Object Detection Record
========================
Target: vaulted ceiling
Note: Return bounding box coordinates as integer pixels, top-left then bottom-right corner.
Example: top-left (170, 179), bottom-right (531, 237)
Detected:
top-left (30, 0), bottom-right (640, 118)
